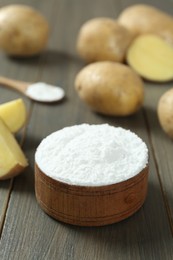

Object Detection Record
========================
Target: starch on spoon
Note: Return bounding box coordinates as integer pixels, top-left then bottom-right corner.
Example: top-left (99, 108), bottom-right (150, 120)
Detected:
top-left (26, 82), bottom-right (65, 102)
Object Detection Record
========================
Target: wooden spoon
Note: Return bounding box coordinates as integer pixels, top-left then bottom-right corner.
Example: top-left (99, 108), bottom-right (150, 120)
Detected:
top-left (0, 76), bottom-right (65, 103)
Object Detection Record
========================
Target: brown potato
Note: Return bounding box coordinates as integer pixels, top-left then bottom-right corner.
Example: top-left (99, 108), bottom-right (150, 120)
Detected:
top-left (0, 5), bottom-right (49, 56)
top-left (77, 18), bottom-right (133, 63)
top-left (157, 88), bottom-right (173, 139)
top-left (75, 61), bottom-right (144, 116)
top-left (118, 4), bottom-right (173, 46)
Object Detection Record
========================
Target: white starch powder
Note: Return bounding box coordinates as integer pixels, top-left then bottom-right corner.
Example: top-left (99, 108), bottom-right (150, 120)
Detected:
top-left (35, 124), bottom-right (148, 186)
top-left (26, 82), bottom-right (65, 102)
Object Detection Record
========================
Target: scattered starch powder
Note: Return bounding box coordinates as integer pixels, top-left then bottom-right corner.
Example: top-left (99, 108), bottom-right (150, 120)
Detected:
top-left (35, 124), bottom-right (148, 186)
top-left (26, 82), bottom-right (65, 102)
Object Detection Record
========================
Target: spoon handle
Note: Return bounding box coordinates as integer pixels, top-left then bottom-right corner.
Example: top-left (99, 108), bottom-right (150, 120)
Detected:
top-left (0, 76), bottom-right (30, 95)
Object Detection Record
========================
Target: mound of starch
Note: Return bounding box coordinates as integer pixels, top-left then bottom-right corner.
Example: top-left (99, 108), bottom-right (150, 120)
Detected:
top-left (35, 124), bottom-right (148, 186)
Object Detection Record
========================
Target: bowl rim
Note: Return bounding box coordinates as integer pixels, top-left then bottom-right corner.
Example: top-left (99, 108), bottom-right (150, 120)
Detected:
top-left (35, 163), bottom-right (149, 195)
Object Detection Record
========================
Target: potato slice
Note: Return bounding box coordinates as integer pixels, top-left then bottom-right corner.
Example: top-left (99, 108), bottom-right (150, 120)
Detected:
top-left (0, 118), bottom-right (28, 180)
top-left (127, 34), bottom-right (173, 82)
top-left (0, 99), bottom-right (27, 133)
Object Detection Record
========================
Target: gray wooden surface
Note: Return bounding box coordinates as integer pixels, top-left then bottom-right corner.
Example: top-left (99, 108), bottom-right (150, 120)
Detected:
top-left (0, 0), bottom-right (173, 259)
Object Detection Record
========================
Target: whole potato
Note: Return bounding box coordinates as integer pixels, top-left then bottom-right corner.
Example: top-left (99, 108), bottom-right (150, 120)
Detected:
top-left (158, 88), bottom-right (173, 139)
top-left (75, 61), bottom-right (144, 116)
top-left (77, 18), bottom-right (134, 63)
top-left (118, 4), bottom-right (173, 46)
top-left (0, 5), bottom-right (49, 56)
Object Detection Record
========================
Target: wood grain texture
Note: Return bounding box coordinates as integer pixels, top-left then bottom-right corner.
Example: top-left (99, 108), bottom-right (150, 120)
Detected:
top-left (143, 81), bottom-right (173, 229)
top-left (0, 0), bottom-right (173, 259)
top-left (35, 164), bottom-right (149, 226)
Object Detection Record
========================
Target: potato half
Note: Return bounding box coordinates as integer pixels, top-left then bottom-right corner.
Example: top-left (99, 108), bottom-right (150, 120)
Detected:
top-left (0, 118), bottom-right (28, 180)
top-left (75, 61), bottom-right (144, 116)
top-left (0, 99), bottom-right (27, 133)
top-left (127, 34), bottom-right (173, 82)
top-left (0, 5), bottom-right (49, 56)
top-left (77, 18), bottom-right (133, 63)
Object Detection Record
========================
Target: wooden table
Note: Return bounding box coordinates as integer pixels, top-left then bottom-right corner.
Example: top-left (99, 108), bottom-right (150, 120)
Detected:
top-left (0, 0), bottom-right (173, 259)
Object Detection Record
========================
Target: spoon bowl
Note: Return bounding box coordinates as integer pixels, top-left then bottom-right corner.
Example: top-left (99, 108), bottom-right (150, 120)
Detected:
top-left (0, 76), bottom-right (65, 103)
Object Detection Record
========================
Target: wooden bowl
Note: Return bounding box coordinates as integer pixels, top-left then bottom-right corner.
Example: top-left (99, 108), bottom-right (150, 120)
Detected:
top-left (35, 163), bottom-right (149, 226)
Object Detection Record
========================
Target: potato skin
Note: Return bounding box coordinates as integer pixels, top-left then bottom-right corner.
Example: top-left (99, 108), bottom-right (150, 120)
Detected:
top-left (158, 88), bottom-right (173, 139)
top-left (0, 164), bottom-right (27, 180)
top-left (118, 4), bottom-right (173, 45)
top-left (0, 5), bottom-right (49, 56)
top-left (77, 18), bottom-right (133, 63)
top-left (75, 61), bottom-right (144, 116)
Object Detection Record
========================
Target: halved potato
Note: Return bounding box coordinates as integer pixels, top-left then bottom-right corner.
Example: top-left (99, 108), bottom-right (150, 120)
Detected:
top-left (0, 118), bottom-right (28, 180)
top-left (127, 34), bottom-right (173, 82)
top-left (0, 99), bottom-right (27, 133)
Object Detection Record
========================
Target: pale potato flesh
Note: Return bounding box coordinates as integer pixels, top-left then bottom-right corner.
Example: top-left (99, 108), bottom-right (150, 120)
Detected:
top-left (0, 118), bottom-right (28, 180)
top-left (127, 34), bottom-right (173, 82)
top-left (75, 61), bottom-right (144, 116)
top-left (0, 99), bottom-right (27, 133)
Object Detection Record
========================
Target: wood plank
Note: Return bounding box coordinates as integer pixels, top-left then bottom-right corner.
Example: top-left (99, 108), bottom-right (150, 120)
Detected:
top-left (0, 0), bottom-right (173, 259)
top-left (0, 180), bottom-right (12, 234)
top-left (0, 0), bottom-right (49, 235)
top-left (144, 82), bottom-right (173, 231)
top-left (1, 116), bottom-right (173, 259)
top-left (120, 0), bottom-right (173, 234)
